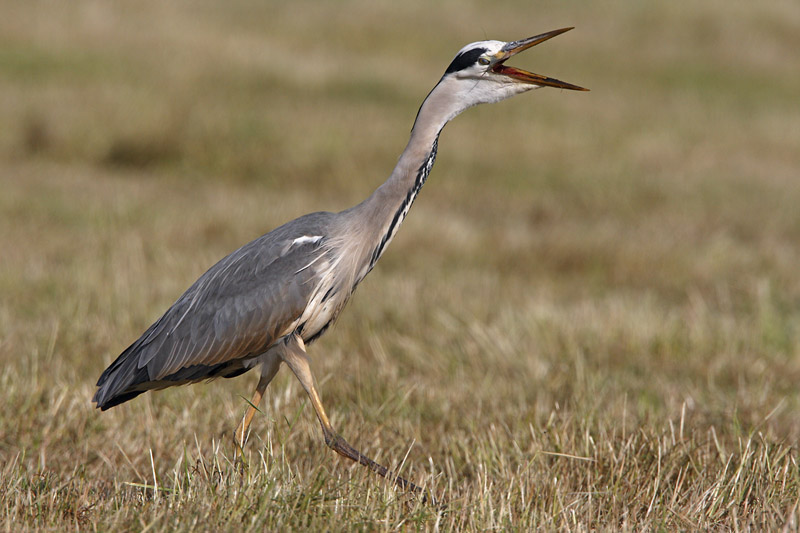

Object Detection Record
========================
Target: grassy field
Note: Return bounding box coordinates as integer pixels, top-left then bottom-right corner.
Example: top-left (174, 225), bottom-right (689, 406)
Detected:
top-left (2, 0), bottom-right (800, 529)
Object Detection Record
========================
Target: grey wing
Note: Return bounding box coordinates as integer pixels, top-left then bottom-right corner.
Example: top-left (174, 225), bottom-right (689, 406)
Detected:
top-left (93, 212), bottom-right (335, 409)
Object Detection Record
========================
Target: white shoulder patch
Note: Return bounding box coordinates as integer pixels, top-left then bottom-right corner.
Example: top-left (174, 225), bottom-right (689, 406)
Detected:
top-left (291, 235), bottom-right (323, 247)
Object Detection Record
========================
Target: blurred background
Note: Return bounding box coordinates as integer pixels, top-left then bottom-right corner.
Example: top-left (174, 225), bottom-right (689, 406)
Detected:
top-left (1, 0), bottom-right (799, 528)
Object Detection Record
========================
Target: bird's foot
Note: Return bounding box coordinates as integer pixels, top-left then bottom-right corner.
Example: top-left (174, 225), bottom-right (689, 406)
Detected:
top-left (324, 431), bottom-right (436, 505)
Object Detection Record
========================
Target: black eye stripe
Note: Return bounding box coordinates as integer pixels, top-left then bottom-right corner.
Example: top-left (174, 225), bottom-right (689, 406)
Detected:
top-left (444, 47), bottom-right (488, 74)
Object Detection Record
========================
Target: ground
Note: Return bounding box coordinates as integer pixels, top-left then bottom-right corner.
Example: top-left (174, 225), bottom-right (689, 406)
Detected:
top-left (1, 0), bottom-right (800, 530)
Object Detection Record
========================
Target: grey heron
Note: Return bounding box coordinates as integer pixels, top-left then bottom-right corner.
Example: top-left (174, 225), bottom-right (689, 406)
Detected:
top-left (94, 28), bottom-right (587, 496)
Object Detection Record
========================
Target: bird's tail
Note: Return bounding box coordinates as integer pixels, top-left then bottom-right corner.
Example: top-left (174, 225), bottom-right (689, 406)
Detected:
top-left (94, 319), bottom-right (250, 410)
top-left (93, 338), bottom-right (152, 410)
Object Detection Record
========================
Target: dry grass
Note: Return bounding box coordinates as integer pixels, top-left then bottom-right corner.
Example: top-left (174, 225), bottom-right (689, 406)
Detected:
top-left (2, 0), bottom-right (800, 530)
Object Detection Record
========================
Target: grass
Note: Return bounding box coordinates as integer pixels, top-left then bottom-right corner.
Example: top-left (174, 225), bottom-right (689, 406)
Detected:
top-left (2, 0), bottom-right (800, 529)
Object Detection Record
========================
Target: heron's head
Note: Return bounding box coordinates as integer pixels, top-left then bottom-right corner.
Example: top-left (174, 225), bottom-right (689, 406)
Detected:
top-left (438, 28), bottom-right (587, 108)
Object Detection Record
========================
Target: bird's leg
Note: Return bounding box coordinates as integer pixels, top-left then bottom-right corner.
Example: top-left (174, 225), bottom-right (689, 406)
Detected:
top-left (234, 356), bottom-right (281, 451)
top-left (281, 334), bottom-right (428, 499)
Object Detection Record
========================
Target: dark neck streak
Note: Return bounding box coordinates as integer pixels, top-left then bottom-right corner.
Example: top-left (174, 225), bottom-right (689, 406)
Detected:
top-left (367, 133), bottom-right (440, 272)
top-left (343, 76), bottom-right (465, 288)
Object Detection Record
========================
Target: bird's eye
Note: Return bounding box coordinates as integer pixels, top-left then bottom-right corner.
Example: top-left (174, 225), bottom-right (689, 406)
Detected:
top-left (477, 57), bottom-right (490, 66)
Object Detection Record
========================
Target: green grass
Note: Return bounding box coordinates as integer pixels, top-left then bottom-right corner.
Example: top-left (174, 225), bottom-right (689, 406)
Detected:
top-left (2, 0), bottom-right (800, 530)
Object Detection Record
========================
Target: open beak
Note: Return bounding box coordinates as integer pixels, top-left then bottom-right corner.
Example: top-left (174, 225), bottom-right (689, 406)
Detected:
top-left (492, 28), bottom-right (588, 91)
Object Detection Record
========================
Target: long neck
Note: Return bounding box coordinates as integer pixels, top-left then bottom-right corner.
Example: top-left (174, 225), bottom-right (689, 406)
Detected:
top-left (342, 79), bottom-right (468, 281)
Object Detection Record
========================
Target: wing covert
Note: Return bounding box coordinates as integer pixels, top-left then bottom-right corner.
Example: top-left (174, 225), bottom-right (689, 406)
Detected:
top-left (132, 214), bottom-right (334, 381)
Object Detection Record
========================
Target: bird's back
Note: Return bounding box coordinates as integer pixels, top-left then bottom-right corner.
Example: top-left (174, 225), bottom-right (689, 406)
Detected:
top-left (93, 211), bottom-right (346, 409)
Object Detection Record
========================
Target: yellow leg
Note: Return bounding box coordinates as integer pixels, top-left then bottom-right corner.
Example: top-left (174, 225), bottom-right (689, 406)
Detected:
top-left (281, 335), bottom-right (429, 500)
top-left (234, 357), bottom-right (281, 450)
